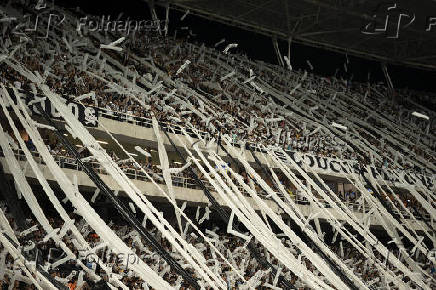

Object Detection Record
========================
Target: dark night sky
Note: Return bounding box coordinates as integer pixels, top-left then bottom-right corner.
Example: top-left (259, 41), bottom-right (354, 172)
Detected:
top-left (56, 0), bottom-right (436, 97)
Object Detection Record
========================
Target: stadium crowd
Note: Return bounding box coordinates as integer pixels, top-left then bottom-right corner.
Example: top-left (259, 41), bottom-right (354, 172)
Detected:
top-left (0, 2), bottom-right (434, 289)
top-left (1, 202), bottom-right (434, 290)
top-left (0, 11), bottom-right (434, 177)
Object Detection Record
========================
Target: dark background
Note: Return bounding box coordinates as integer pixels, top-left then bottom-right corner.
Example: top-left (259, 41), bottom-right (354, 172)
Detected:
top-left (53, 0), bottom-right (436, 97)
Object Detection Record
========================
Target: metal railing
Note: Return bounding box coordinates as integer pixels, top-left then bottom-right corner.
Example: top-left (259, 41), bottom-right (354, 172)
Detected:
top-left (29, 100), bottom-right (432, 180)
top-left (95, 107), bottom-right (401, 170)
top-left (97, 106), bottom-right (210, 140)
top-left (96, 106), bottom-right (307, 154)
top-left (0, 148), bottom-right (430, 221)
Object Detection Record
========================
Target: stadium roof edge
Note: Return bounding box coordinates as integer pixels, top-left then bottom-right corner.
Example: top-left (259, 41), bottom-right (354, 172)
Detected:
top-left (152, 0), bottom-right (436, 71)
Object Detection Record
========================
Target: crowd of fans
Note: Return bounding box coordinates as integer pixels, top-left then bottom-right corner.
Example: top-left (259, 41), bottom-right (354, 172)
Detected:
top-left (0, 3), bottom-right (434, 178)
top-left (1, 201), bottom-right (434, 289)
top-left (0, 2), bottom-right (435, 289)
